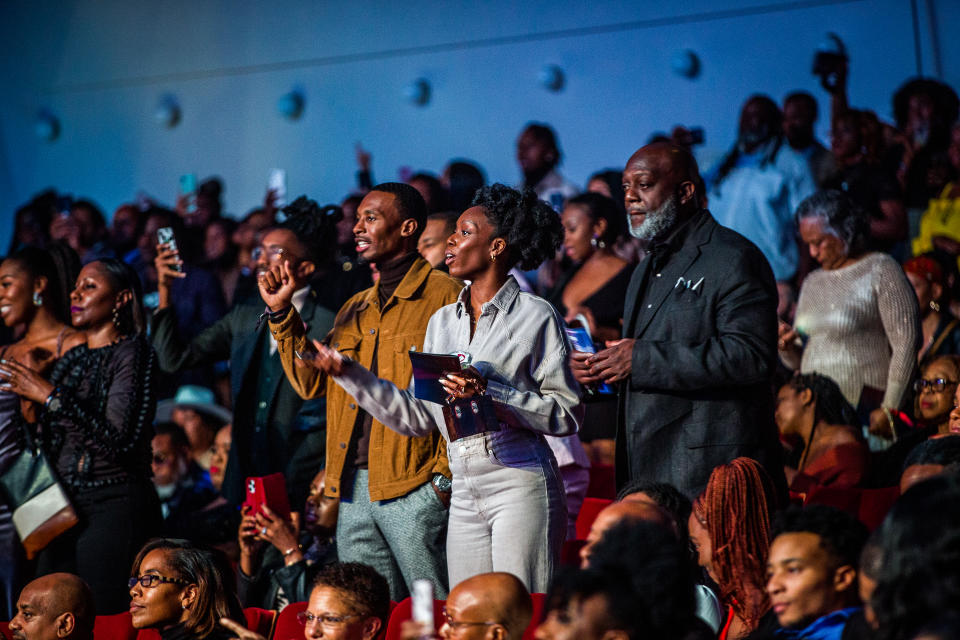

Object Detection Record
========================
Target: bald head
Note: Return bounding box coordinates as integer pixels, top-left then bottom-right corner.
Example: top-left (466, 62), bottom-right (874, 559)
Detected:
top-left (11, 573), bottom-right (95, 640)
top-left (444, 572), bottom-right (532, 640)
top-left (580, 500), bottom-right (677, 568)
top-left (622, 143), bottom-right (702, 240)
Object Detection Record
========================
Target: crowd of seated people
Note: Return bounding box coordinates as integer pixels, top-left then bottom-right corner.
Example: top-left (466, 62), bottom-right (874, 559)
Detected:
top-left (1, 62), bottom-right (960, 640)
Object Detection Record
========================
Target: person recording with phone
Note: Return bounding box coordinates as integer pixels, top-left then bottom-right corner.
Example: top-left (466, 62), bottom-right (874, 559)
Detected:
top-left (151, 197), bottom-right (340, 510)
top-left (286, 184), bottom-right (582, 593)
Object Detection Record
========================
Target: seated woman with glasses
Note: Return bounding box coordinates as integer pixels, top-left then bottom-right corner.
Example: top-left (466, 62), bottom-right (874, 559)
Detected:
top-left (129, 538), bottom-right (244, 640)
top-left (775, 372), bottom-right (870, 493)
top-left (913, 355), bottom-right (960, 436)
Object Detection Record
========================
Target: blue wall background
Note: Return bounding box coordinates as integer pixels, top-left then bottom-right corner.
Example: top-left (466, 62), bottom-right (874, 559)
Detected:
top-left (1, 0), bottom-right (957, 252)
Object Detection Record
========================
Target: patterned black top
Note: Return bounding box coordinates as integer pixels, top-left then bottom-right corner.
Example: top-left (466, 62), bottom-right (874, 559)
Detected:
top-left (42, 336), bottom-right (157, 492)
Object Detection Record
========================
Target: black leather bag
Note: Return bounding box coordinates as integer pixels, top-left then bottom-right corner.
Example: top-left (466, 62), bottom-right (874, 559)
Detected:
top-left (0, 421), bottom-right (78, 559)
top-left (442, 395), bottom-right (501, 442)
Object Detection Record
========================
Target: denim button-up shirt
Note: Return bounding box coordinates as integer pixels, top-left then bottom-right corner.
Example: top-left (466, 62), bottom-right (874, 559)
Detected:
top-left (334, 276), bottom-right (582, 443)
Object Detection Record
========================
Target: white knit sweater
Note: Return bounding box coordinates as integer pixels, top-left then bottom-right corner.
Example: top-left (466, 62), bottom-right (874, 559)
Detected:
top-left (785, 253), bottom-right (920, 410)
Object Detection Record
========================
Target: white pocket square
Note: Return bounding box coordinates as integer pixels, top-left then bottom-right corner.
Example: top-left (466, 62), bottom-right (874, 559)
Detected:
top-left (675, 276), bottom-right (705, 292)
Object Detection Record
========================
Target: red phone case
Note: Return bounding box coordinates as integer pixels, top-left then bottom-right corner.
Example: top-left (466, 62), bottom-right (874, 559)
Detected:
top-left (244, 473), bottom-right (292, 522)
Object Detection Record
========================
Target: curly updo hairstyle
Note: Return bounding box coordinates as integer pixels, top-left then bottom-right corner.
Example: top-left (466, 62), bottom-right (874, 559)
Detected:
top-left (279, 195), bottom-right (343, 267)
top-left (470, 183), bottom-right (562, 270)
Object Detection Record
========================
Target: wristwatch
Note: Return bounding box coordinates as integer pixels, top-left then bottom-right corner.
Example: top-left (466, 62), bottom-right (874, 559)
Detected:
top-left (44, 388), bottom-right (62, 413)
top-left (431, 473), bottom-right (452, 493)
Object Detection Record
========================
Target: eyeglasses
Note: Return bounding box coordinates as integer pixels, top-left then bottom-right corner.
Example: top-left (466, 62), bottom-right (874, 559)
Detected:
top-left (252, 245), bottom-right (293, 263)
top-left (442, 607), bottom-right (496, 631)
top-left (296, 611), bottom-right (360, 628)
top-left (128, 574), bottom-right (190, 589)
top-left (914, 377), bottom-right (959, 393)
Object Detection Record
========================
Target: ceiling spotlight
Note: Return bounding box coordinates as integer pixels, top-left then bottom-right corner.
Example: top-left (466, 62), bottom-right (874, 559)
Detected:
top-left (671, 50), bottom-right (700, 79)
top-left (404, 78), bottom-right (431, 106)
top-left (154, 95), bottom-right (181, 128)
top-left (277, 90), bottom-right (305, 120)
top-left (35, 111), bottom-right (60, 142)
top-left (539, 65), bottom-right (565, 92)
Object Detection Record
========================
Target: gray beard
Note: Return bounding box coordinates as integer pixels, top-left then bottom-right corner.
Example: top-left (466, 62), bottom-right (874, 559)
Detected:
top-left (628, 194), bottom-right (680, 240)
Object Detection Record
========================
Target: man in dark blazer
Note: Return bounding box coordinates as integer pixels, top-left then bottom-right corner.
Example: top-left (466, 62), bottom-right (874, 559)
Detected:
top-left (151, 202), bottom-right (344, 508)
top-left (571, 142), bottom-right (784, 499)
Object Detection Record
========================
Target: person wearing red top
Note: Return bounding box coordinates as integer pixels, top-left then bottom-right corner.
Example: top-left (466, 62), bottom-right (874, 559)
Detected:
top-left (775, 373), bottom-right (869, 494)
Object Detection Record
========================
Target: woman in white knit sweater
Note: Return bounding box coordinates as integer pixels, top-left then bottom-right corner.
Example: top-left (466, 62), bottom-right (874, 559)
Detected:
top-left (778, 190), bottom-right (920, 447)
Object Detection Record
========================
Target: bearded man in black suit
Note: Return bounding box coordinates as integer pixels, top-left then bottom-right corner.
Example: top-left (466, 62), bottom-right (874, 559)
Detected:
top-left (571, 142), bottom-right (784, 499)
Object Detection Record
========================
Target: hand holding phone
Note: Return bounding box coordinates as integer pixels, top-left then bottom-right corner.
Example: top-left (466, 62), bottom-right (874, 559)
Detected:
top-left (244, 473), bottom-right (292, 523)
top-left (156, 227), bottom-right (183, 273)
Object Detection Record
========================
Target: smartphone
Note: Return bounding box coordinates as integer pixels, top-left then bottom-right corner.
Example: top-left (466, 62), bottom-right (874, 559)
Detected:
top-left (268, 169), bottom-right (287, 209)
top-left (57, 195), bottom-right (73, 219)
top-left (565, 325), bottom-right (613, 395)
top-left (411, 579), bottom-right (434, 637)
top-left (179, 173), bottom-right (198, 214)
top-left (156, 227), bottom-right (182, 272)
top-left (244, 473), bottom-right (292, 522)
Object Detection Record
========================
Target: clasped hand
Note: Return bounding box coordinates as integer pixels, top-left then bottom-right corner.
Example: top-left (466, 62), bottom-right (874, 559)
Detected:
top-left (439, 366), bottom-right (486, 401)
top-left (568, 338), bottom-right (635, 385)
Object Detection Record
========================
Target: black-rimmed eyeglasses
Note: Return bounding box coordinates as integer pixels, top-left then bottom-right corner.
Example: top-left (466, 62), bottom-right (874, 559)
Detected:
top-left (128, 574), bottom-right (190, 589)
top-left (914, 377), bottom-right (959, 393)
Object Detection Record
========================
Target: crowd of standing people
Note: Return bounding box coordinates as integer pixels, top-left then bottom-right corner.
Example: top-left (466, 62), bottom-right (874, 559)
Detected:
top-left (2, 65), bottom-right (960, 640)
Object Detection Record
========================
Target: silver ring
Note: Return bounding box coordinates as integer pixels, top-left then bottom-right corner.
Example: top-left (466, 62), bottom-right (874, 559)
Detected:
top-left (260, 526), bottom-right (267, 536)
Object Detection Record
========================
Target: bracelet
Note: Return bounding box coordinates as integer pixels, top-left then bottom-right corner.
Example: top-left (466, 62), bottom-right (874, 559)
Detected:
top-left (44, 388), bottom-right (60, 410)
top-left (882, 407), bottom-right (896, 433)
top-left (282, 545), bottom-right (300, 557)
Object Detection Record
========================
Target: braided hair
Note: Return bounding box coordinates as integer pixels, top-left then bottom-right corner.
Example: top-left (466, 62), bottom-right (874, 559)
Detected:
top-left (278, 196), bottom-right (343, 267)
top-left (692, 457), bottom-right (779, 631)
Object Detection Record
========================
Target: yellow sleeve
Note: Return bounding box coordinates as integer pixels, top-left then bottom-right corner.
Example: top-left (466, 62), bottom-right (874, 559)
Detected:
top-left (269, 307), bottom-right (327, 399)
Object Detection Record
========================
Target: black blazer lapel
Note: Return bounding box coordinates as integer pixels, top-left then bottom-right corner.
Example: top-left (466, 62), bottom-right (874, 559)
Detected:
top-left (623, 260), bottom-right (648, 338)
top-left (632, 247), bottom-right (701, 339)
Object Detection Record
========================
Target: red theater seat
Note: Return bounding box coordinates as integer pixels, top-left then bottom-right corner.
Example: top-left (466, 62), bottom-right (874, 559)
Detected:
top-left (804, 485), bottom-right (900, 531)
top-left (575, 497), bottom-right (613, 540)
top-left (243, 607), bottom-right (277, 638)
top-left (94, 611), bottom-right (138, 639)
top-left (586, 464), bottom-right (617, 499)
top-left (384, 597), bottom-right (445, 640)
top-left (272, 601), bottom-right (309, 640)
top-left (521, 593), bottom-right (546, 640)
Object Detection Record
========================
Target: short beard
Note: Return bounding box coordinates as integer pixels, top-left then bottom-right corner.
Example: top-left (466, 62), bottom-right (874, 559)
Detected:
top-left (628, 193), bottom-right (680, 241)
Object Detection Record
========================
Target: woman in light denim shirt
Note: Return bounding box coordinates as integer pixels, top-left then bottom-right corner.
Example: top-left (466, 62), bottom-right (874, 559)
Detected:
top-left (306, 184), bottom-right (583, 592)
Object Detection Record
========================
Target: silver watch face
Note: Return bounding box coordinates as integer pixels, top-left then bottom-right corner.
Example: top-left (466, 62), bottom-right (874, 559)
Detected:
top-left (47, 396), bottom-right (61, 412)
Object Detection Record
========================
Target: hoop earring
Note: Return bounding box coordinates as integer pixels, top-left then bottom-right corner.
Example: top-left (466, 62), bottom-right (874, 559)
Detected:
top-left (490, 252), bottom-right (497, 263)
top-left (32, 292), bottom-right (42, 307)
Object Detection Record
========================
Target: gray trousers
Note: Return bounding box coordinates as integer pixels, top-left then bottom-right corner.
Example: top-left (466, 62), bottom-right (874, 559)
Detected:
top-left (446, 429), bottom-right (566, 593)
top-left (337, 469), bottom-right (449, 600)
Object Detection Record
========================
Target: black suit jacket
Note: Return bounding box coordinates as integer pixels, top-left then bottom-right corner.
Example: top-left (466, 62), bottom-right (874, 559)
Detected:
top-left (151, 289), bottom-right (336, 507)
top-left (616, 210), bottom-right (785, 499)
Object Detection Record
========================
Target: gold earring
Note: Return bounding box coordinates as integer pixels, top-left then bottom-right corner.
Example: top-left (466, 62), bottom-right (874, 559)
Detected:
top-left (490, 252), bottom-right (497, 263)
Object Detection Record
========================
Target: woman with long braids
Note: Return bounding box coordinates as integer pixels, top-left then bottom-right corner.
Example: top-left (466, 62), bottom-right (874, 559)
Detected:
top-left (0, 243), bottom-right (84, 618)
top-left (688, 457), bottom-right (780, 640)
top-left (296, 184), bottom-right (581, 592)
top-left (0, 258), bottom-right (160, 613)
top-left (775, 372), bottom-right (869, 493)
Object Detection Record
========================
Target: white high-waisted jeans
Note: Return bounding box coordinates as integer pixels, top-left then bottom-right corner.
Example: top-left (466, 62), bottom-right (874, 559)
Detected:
top-left (445, 427), bottom-right (566, 593)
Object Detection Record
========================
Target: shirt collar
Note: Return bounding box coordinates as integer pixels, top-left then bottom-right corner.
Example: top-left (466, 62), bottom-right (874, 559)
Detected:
top-left (456, 276), bottom-right (521, 317)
